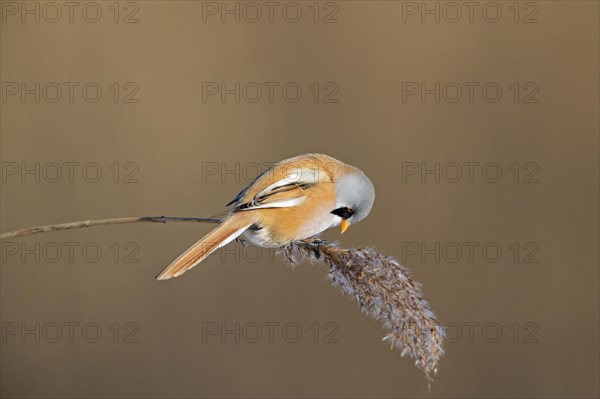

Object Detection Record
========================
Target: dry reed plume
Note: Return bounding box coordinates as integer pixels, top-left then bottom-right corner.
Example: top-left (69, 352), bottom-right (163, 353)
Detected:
top-left (277, 238), bottom-right (444, 382)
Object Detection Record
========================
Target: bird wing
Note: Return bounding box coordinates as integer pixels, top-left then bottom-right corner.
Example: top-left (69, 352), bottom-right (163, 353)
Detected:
top-left (232, 168), bottom-right (321, 211)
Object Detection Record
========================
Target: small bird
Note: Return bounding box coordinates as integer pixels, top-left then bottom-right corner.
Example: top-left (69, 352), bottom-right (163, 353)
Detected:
top-left (156, 153), bottom-right (375, 280)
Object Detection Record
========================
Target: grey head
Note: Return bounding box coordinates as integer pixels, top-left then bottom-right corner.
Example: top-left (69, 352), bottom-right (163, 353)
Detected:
top-left (331, 169), bottom-right (375, 228)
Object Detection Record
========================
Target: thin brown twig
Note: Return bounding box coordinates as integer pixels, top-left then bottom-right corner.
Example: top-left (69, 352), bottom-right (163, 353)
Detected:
top-left (0, 216), bottom-right (221, 240)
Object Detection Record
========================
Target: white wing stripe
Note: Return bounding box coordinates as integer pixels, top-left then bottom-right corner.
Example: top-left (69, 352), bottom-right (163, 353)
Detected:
top-left (243, 197), bottom-right (306, 210)
top-left (258, 168), bottom-right (319, 198)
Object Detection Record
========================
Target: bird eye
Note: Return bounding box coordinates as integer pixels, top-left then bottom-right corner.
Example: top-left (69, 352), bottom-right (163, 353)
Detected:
top-left (331, 207), bottom-right (354, 219)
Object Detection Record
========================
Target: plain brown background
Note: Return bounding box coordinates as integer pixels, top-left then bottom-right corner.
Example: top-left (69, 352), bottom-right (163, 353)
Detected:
top-left (1, 1), bottom-right (598, 398)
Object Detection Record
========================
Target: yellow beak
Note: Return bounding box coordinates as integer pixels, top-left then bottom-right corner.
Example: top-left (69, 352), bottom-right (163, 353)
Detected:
top-left (340, 219), bottom-right (350, 234)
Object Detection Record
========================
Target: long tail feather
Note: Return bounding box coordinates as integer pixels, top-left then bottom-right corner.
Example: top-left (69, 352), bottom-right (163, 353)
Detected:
top-left (156, 216), bottom-right (252, 280)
